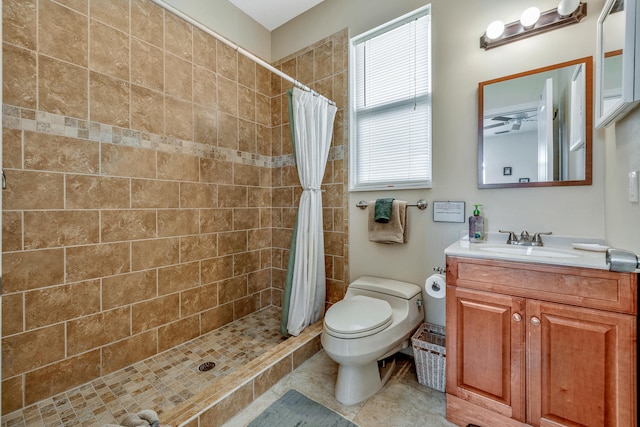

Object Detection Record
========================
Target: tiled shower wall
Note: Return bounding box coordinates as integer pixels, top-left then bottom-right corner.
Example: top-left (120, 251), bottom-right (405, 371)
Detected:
top-left (1, 0), bottom-right (349, 415)
top-left (1, 0), bottom-right (274, 413)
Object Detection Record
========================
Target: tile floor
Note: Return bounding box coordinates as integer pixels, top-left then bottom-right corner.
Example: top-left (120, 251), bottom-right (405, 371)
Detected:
top-left (222, 350), bottom-right (457, 427)
top-left (3, 306), bottom-right (457, 427)
top-left (2, 307), bottom-right (286, 427)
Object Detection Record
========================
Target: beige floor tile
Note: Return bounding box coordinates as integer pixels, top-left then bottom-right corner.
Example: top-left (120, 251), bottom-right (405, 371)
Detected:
top-left (226, 350), bottom-right (456, 427)
top-left (354, 379), bottom-right (453, 427)
top-left (270, 351), bottom-right (364, 420)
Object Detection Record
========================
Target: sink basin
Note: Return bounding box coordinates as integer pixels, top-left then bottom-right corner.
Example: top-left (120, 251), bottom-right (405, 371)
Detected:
top-left (476, 245), bottom-right (579, 258)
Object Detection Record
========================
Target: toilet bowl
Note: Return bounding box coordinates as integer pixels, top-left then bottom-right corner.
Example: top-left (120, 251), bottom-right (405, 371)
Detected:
top-left (321, 276), bottom-right (423, 405)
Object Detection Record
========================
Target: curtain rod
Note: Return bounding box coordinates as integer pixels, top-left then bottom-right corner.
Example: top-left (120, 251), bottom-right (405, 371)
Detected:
top-left (150, 0), bottom-right (336, 106)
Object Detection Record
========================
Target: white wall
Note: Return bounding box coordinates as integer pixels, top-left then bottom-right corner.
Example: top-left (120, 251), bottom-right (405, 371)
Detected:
top-left (604, 107), bottom-right (640, 251)
top-left (276, 0), bottom-right (610, 325)
top-left (484, 133), bottom-right (539, 184)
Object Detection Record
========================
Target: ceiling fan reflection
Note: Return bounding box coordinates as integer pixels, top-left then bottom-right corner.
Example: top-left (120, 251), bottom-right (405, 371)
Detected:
top-left (483, 112), bottom-right (538, 134)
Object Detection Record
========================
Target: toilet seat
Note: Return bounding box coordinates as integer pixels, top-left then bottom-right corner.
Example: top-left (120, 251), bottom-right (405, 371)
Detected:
top-left (324, 295), bottom-right (393, 339)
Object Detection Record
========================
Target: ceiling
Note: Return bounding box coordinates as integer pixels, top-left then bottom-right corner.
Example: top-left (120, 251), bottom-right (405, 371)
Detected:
top-left (227, 0), bottom-right (326, 31)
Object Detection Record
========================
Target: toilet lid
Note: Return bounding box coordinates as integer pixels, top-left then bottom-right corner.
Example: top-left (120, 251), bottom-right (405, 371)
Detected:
top-left (324, 295), bottom-right (393, 338)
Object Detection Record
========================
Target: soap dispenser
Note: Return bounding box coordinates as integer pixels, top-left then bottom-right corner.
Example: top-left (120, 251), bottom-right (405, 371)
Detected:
top-left (468, 204), bottom-right (485, 242)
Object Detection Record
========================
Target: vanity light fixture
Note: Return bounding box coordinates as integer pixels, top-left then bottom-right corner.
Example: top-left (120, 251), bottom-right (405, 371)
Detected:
top-left (558, 0), bottom-right (581, 16)
top-left (520, 7), bottom-right (541, 28)
top-left (480, 2), bottom-right (587, 50)
top-left (486, 20), bottom-right (506, 39)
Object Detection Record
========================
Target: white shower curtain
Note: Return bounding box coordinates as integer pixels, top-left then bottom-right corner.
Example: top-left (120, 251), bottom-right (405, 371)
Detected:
top-left (283, 87), bottom-right (337, 336)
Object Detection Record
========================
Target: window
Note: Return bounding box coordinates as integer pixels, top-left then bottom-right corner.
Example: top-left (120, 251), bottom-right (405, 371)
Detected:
top-left (350, 6), bottom-right (432, 191)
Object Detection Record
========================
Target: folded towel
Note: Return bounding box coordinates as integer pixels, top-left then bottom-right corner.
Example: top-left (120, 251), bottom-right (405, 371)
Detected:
top-left (374, 198), bottom-right (395, 223)
top-left (368, 200), bottom-right (408, 244)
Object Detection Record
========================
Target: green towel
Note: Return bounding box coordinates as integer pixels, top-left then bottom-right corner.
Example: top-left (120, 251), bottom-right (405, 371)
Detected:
top-left (374, 198), bottom-right (395, 223)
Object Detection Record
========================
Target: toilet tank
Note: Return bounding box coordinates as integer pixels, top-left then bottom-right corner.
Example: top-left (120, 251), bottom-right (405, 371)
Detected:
top-left (347, 276), bottom-right (421, 300)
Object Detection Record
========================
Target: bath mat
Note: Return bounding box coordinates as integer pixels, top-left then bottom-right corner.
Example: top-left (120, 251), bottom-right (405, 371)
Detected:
top-left (248, 389), bottom-right (358, 427)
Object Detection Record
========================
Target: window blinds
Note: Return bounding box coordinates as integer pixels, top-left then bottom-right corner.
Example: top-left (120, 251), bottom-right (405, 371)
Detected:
top-left (351, 9), bottom-right (432, 190)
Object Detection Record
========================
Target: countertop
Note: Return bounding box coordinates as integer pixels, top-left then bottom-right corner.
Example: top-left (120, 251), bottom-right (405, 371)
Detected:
top-left (444, 233), bottom-right (611, 270)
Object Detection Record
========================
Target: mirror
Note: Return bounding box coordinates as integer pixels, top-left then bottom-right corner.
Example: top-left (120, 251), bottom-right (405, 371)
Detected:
top-left (595, 0), bottom-right (640, 128)
top-left (478, 57), bottom-right (593, 189)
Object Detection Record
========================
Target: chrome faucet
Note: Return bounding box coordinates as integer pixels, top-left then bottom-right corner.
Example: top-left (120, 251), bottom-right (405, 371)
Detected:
top-left (499, 230), bottom-right (552, 246)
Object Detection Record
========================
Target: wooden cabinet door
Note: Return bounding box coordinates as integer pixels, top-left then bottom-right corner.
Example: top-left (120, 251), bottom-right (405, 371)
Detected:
top-left (446, 286), bottom-right (526, 421)
top-left (527, 300), bottom-right (637, 427)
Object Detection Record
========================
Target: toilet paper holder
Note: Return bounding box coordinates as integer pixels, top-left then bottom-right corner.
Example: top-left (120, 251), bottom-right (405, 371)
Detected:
top-left (430, 267), bottom-right (446, 292)
top-left (425, 272), bottom-right (447, 299)
top-left (430, 280), bottom-right (442, 292)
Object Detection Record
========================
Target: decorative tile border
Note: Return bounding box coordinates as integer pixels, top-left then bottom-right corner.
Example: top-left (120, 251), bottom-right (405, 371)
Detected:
top-left (2, 104), bottom-right (344, 170)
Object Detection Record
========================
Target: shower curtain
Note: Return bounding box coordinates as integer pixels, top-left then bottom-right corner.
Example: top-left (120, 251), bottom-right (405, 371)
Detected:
top-left (280, 87), bottom-right (337, 337)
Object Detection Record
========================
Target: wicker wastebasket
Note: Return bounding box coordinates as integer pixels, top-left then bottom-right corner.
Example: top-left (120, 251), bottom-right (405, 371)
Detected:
top-left (411, 322), bottom-right (446, 392)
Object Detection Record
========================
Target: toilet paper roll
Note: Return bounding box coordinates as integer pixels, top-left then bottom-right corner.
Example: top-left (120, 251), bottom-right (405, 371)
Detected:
top-left (425, 274), bottom-right (446, 299)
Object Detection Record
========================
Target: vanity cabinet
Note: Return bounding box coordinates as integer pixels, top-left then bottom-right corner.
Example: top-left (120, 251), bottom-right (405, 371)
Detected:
top-left (445, 256), bottom-right (637, 427)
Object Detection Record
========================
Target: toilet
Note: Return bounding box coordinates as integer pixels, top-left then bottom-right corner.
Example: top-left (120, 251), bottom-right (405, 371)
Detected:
top-left (321, 276), bottom-right (424, 405)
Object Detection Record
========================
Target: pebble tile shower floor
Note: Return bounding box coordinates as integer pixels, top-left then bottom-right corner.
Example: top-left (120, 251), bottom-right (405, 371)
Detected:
top-left (2, 307), bottom-right (286, 427)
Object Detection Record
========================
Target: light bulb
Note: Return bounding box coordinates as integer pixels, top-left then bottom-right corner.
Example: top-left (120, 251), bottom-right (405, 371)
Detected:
top-left (520, 7), bottom-right (541, 28)
top-left (558, 0), bottom-right (580, 16)
top-left (486, 20), bottom-right (505, 39)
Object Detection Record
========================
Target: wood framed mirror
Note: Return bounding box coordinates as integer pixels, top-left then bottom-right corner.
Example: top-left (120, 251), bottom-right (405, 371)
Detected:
top-left (478, 57), bottom-right (593, 189)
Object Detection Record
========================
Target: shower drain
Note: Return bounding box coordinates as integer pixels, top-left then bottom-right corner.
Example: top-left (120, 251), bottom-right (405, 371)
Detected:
top-left (198, 361), bottom-right (216, 372)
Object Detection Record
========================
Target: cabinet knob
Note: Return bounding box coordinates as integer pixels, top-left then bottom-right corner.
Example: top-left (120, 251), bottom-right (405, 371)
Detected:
top-left (531, 317), bottom-right (541, 326)
top-left (512, 313), bottom-right (522, 322)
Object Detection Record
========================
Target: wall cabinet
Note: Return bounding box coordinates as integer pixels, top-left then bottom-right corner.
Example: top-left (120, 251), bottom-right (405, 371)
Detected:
top-left (445, 256), bottom-right (637, 427)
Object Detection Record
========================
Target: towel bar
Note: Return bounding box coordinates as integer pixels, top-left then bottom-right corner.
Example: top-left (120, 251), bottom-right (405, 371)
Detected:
top-left (356, 199), bottom-right (428, 210)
